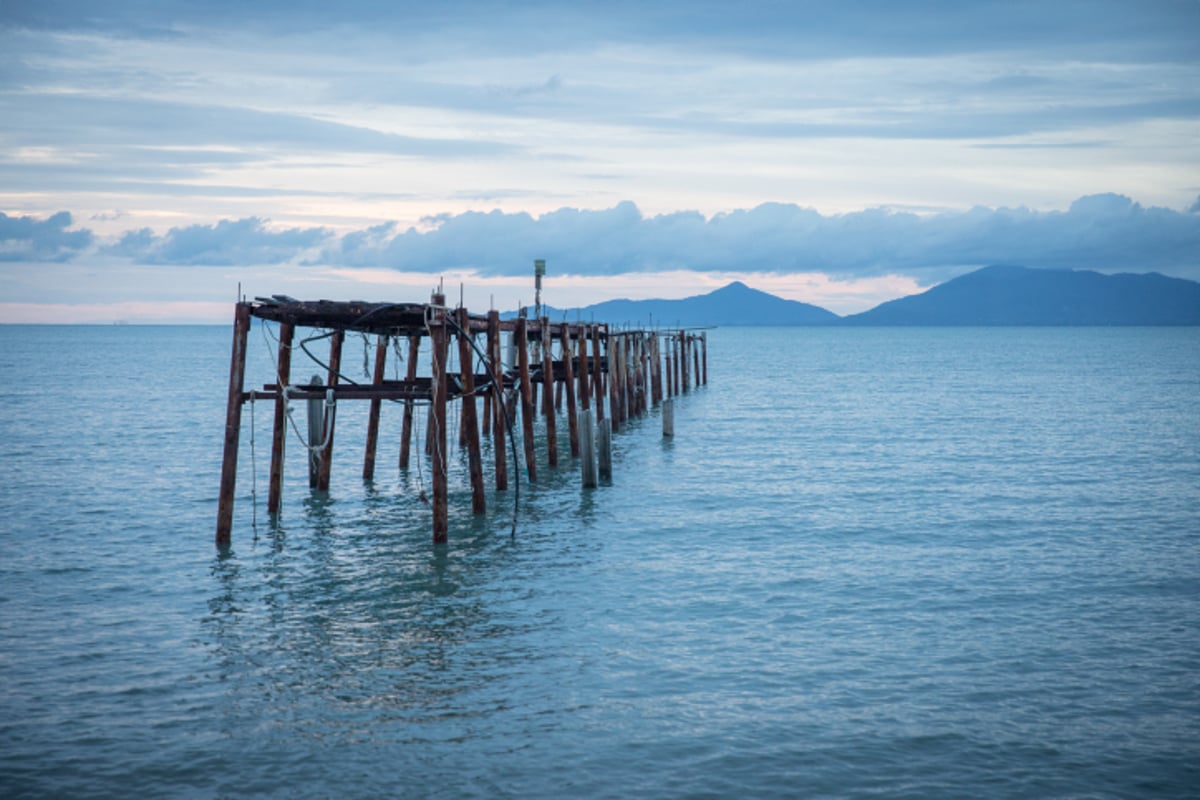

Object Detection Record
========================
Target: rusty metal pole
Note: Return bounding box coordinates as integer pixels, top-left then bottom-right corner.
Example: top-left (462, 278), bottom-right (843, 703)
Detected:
top-left (216, 302), bottom-right (251, 547)
top-left (362, 335), bottom-right (388, 481)
top-left (267, 321), bottom-right (293, 514)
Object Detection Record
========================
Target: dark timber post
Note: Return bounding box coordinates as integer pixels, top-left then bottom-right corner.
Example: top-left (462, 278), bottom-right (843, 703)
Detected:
top-left (608, 334), bottom-right (621, 433)
top-left (516, 316), bottom-right (538, 483)
top-left (560, 324), bottom-right (579, 458)
top-left (458, 307), bottom-right (486, 514)
top-left (577, 324), bottom-right (590, 412)
top-left (591, 324), bottom-right (606, 422)
top-left (701, 332), bottom-right (708, 385)
top-left (267, 321), bottom-right (293, 514)
top-left (398, 335), bottom-right (420, 470)
top-left (316, 330), bottom-right (343, 492)
top-left (487, 310), bottom-right (507, 491)
top-left (362, 334), bottom-right (388, 480)
top-left (541, 317), bottom-right (558, 468)
top-left (680, 330), bottom-right (689, 394)
top-left (430, 292), bottom-right (449, 542)
top-left (216, 302), bottom-right (251, 547)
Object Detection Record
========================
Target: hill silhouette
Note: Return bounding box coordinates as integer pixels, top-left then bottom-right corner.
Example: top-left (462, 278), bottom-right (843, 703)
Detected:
top-left (523, 266), bottom-right (1200, 326)
top-left (841, 265), bottom-right (1200, 326)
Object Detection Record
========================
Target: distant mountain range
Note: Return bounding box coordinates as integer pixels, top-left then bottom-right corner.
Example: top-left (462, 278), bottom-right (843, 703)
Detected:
top-left (529, 265), bottom-right (1200, 326)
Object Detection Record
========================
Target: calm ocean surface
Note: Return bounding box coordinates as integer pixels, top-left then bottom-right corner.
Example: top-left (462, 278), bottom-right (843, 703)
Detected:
top-left (1, 324), bottom-right (1198, 799)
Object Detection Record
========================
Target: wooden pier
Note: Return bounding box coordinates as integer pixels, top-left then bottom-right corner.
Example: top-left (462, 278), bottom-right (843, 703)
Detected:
top-left (215, 293), bottom-right (708, 547)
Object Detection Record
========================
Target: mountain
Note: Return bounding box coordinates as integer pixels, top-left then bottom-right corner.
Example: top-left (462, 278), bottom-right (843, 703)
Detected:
top-left (529, 281), bottom-right (840, 326)
top-left (516, 267), bottom-right (1200, 327)
top-left (841, 265), bottom-right (1200, 326)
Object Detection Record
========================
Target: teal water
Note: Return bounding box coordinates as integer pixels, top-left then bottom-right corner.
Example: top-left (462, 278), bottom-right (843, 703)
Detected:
top-left (1, 325), bottom-right (1198, 798)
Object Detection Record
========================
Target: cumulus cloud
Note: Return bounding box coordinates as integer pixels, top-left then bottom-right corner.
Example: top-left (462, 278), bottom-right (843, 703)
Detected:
top-left (105, 217), bottom-right (331, 266)
top-left (15, 195), bottom-right (1200, 283)
top-left (0, 211), bottom-right (93, 262)
top-left (316, 194), bottom-right (1200, 282)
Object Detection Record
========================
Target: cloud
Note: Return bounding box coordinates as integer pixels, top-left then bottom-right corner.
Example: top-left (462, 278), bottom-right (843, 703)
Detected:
top-left (14, 194), bottom-right (1200, 283)
top-left (0, 211), bottom-right (93, 262)
top-left (105, 217), bottom-right (332, 266)
top-left (314, 194), bottom-right (1200, 282)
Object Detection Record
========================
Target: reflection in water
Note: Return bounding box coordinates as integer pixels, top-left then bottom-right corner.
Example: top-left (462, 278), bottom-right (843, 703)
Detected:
top-left (204, 488), bottom-right (536, 741)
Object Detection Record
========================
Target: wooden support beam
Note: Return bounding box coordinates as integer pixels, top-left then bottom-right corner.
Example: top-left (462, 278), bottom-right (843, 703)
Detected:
top-left (216, 302), bottom-right (251, 547)
top-left (458, 307), bottom-right (486, 514)
top-left (305, 375), bottom-right (323, 487)
top-left (693, 334), bottom-right (701, 390)
top-left (591, 324), bottom-right (606, 421)
top-left (398, 335), bottom-right (420, 470)
top-left (609, 335), bottom-right (621, 433)
top-left (580, 411), bottom-right (597, 488)
top-left (516, 316), bottom-right (538, 483)
top-left (488, 310), bottom-right (507, 491)
top-left (577, 323), bottom-right (590, 412)
top-left (267, 321), bottom-right (293, 514)
top-left (362, 334), bottom-right (388, 481)
top-left (680, 330), bottom-right (689, 393)
top-left (541, 316), bottom-right (558, 468)
top-left (702, 332), bottom-right (708, 385)
top-left (559, 324), bottom-right (579, 458)
top-left (315, 330), bottom-right (343, 492)
top-left (430, 294), bottom-right (449, 543)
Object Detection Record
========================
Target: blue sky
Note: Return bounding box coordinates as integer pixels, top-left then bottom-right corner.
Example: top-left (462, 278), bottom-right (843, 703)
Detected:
top-left (2, 0), bottom-right (1198, 321)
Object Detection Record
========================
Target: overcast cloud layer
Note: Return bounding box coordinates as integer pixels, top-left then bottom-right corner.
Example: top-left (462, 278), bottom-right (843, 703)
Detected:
top-left (1, 1), bottom-right (1198, 320)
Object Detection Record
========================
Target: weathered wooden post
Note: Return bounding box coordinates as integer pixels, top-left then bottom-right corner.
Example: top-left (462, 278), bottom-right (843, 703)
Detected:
top-left (362, 334), bottom-right (388, 481)
top-left (662, 397), bottom-right (675, 438)
top-left (487, 310), bottom-right (507, 491)
top-left (430, 292), bottom-right (449, 543)
top-left (702, 332), bottom-right (708, 385)
top-left (577, 324), bottom-right (590, 412)
top-left (267, 321), bottom-right (293, 514)
top-left (591, 324), bottom-right (606, 421)
top-left (316, 330), bottom-right (343, 492)
top-left (306, 375), bottom-right (323, 487)
top-left (541, 316), bottom-right (558, 468)
top-left (693, 334), bottom-right (701, 388)
top-left (680, 330), bottom-right (689, 393)
top-left (665, 339), bottom-right (673, 399)
top-left (580, 411), bottom-right (597, 488)
top-left (516, 315), bottom-right (538, 483)
top-left (457, 307), bottom-right (486, 514)
top-left (216, 301), bottom-right (251, 547)
top-left (559, 324), bottom-right (579, 458)
top-left (398, 334), bottom-right (420, 470)
top-left (597, 418), bottom-right (613, 483)
top-left (609, 334), bottom-right (621, 433)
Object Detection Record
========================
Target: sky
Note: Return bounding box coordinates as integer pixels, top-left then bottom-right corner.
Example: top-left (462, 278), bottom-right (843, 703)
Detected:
top-left (2, 0), bottom-right (1199, 322)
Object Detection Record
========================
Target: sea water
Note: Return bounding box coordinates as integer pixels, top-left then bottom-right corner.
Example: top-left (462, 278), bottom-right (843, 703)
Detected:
top-left (1, 324), bottom-right (1197, 798)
